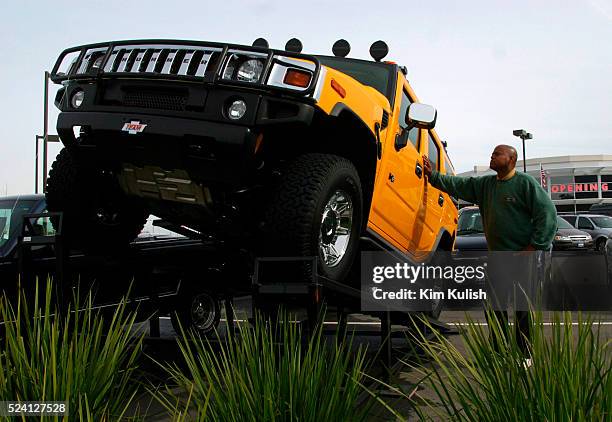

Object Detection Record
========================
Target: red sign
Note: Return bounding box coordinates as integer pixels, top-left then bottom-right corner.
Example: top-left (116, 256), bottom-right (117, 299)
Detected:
top-left (551, 183), bottom-right (609, 193)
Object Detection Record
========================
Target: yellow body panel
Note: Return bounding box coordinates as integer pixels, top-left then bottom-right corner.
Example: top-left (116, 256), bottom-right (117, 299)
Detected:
top-left (315, 67), bottom-right (389, 136)
top-left (314, 66), bottom-right (458, 257)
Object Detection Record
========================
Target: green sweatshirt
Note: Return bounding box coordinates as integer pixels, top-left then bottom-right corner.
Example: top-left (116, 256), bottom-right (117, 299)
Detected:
top-left (429, 170), bottom-right (557, 251)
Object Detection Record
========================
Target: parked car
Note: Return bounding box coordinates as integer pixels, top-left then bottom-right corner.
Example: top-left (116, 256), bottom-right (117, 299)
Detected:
top-left (0, 194), bottom-right (235, 335)
top-left (455, 206), bottom-right (486, 251)
top-left (559, 214), bottom-right (612, 251)
top-left (553, 216), bottom-right (593, 250)
top-left (456, 208), bottom-right (592, 251)
top-left (589, 203), bottom-right (612, 217)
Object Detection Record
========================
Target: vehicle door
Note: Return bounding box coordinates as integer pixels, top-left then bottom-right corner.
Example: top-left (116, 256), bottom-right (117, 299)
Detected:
top-left (415, 131), bottom-right (444, 255)
top-left (369, 80), bottom-right (425, 254)
top-left (577, 216), bottom-right (595, 237)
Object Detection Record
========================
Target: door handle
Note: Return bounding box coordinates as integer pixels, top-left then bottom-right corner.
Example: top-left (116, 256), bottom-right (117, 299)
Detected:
top-left (415, 162), bottom-right (423, 178)
top-left (438, 194), bottom-right (444, 207)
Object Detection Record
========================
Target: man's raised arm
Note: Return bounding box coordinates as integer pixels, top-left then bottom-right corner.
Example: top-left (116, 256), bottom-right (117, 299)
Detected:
top-left (422, 155), bottom-right (482, 205)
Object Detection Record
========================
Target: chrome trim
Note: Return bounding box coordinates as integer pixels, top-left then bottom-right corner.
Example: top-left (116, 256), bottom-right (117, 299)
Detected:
top-left (132, 50), bottom-right (146, 73)
top-left (267, 57), bottom-right (315, 91)
top-left (100, 44), bottom-right (223, 77)
top-left (77, 47), bottom-right (108, 74)
top-left (178, 51), bottom-right (195, 75)
top-left (195, 52), bottom-right (215, 77)
top-left (116, 49), bottom-right (132, 72)
top-left (145, 50), bottom-right (161, 73)
top-left (312, 67), bottom-right (327, 101)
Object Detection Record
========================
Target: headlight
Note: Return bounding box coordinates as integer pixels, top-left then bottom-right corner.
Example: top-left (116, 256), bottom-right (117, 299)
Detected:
top-left (237, 59), bottom-right (264, 83)
top-left (71, 89), bottom-right (85, 108)
top-left (585, 234), bottom-right (592, 240)
top-left (227, 99), bottom-right (247, 120)
top-left (222, 52), bottom-right (266, 83)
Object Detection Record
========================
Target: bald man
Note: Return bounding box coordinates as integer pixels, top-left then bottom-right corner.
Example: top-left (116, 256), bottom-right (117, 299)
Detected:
top-left (423, 145), bottom-right (557, 361)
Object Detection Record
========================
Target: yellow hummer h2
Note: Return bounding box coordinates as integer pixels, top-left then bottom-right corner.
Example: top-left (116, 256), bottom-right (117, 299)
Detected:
top-left (46, 38), bottom-right (458, 296)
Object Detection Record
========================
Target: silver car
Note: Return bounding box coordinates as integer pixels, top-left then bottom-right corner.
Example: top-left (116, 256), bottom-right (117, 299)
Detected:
top-left (560, 214), bottom-right (612, 251)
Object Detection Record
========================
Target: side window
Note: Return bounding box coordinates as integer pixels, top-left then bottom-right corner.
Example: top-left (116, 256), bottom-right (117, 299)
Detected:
top-left (0, 212), bottom-right (9, 243)
top-left (399, 90), bottom-right (420, 150)
top-left (563, 216), bottom-right (577, 226)
top-left (577, 217), bottom-right (593, 230)
top-left (427, 133), bottom-right (440, 171)
top-left (33, 216), bottom-right (56, 236)
top-left (443, 154), bottom-right (456, 176)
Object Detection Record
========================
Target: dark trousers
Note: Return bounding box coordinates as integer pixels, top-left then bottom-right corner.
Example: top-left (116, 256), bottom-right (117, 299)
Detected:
top-left (485, 310), bottom-right (531, 357)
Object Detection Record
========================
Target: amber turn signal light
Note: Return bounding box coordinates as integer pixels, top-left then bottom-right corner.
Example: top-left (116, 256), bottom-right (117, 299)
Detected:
top-left (331, 79), bottom-right (346, 98)
top-left (283, 69), bottom-right (312, 88)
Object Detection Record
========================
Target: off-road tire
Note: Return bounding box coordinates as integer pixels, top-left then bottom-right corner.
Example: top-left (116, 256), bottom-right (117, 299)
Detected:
top-left (264, 153), bottom-right (363, 282)
top-left (45, 147), bottom-right (148, 252)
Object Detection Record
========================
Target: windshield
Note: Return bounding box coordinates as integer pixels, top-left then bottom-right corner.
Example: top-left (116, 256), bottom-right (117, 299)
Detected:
top-left (315, 56), bottom-right (396, 103)
top-left (457, 209), bottom-right (483, 234)
top-left (0, 199), bottom-right (36, 249)
top-left (556, 216), bottom-right (574, 229)
top-left (592, 216), bottom-right (612, 228)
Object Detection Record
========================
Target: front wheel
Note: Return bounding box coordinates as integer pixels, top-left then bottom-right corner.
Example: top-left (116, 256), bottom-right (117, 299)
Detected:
top-left (45, 147), bottom-right (148, 251)
top-left (264, 154), bottom-right (363, 282)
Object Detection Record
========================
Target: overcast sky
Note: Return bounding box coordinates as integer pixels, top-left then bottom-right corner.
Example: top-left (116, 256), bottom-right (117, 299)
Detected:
top-left (1, 0), bottom-right (611, 195)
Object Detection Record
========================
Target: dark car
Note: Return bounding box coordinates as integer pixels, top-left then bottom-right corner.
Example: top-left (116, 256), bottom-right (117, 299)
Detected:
top-left (455, 206), bottom-right (487, 251)
top-left (553, 216), bottom-right (593, 250)
top-left (0, 194), bottom-right (48, 259)
top-left (455, 208), bottom-right (592, 251)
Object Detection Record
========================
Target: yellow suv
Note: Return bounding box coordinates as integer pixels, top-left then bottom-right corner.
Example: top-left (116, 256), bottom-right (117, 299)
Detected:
top-left (46, 38), bottom-right (458, 285)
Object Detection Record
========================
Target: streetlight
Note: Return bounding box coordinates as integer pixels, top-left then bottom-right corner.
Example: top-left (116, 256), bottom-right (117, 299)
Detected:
top-left (513, 129), bottom-right (533, 173)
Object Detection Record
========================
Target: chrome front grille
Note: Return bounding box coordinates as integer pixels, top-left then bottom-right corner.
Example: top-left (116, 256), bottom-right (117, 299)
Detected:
top-left (102, 45), bottom-right (221, 77)
top-left (51, 40), bottom-right (322, 97)
top-left (569, 235), bottom-right (590, 241)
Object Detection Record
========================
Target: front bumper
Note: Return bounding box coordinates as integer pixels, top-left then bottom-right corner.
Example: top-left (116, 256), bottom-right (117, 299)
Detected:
top-left (58, 111), bottom-right (257, 185)
top-left (553, 239), bottom-right (594, 250)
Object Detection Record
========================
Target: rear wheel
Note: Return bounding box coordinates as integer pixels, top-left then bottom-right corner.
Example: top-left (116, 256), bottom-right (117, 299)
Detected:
top-left (45, 147), bottom-right (148, 252)
top-left (596, 237), bottom-right (607, 252)
top-left (264, 153), bottom-right (363, 282)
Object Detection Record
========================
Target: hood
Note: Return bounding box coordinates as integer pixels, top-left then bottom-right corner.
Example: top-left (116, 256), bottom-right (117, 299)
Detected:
top-left (556, 228), bottom-right (590, 237)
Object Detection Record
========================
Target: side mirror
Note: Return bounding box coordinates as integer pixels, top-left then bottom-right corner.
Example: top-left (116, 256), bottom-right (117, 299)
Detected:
top-left (405, 103), bottom-right (437, 130)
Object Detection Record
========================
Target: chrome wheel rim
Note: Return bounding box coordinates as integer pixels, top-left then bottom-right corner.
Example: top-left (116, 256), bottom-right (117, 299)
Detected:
top-left (319, 190), bottom-right (353, 267)
top-left (190, 293), bottom-right (217, 332)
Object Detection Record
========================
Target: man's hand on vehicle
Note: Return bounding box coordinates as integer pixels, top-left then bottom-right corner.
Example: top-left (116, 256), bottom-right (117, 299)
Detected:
top-left (422, 155), bottom-right (433, 178)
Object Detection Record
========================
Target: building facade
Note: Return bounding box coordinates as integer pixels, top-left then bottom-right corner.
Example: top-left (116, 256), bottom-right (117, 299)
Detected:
top-left (457, 155), bottom-right (612, 212)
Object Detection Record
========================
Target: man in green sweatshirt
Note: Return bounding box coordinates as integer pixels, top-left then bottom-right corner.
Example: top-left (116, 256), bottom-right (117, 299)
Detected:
top-left (422, 145), bottom-right (557, 360)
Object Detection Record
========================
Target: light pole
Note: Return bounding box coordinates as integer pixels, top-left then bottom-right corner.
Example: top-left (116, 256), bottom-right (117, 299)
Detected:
top-left (36, 71), bottom-right (60, 193)
top-left (513, 129), bottom-right (533, 173)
